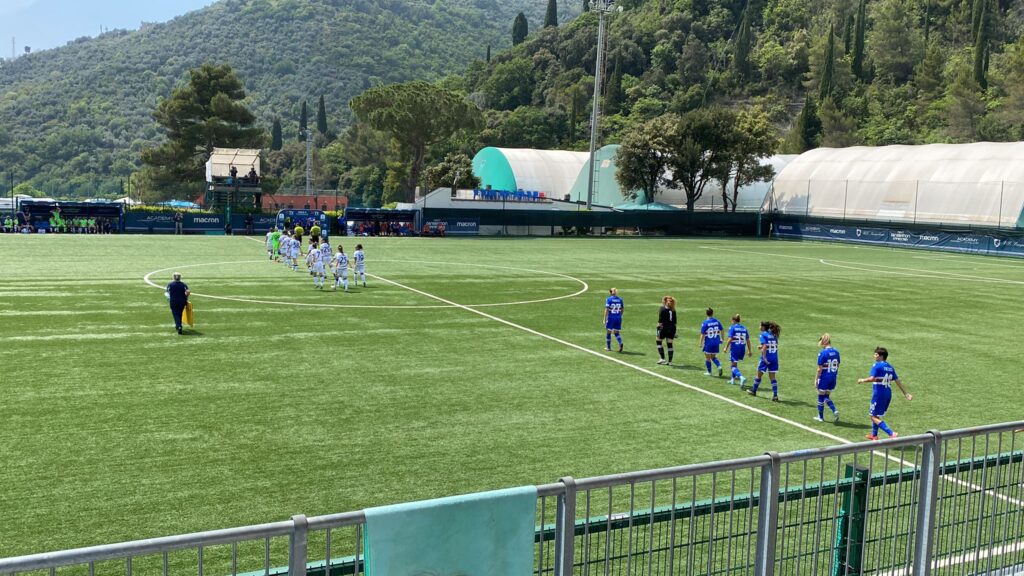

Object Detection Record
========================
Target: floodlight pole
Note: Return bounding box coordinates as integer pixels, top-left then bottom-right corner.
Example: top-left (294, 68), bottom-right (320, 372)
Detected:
top-left (304, 128), bottom-right (314, 202)
top-left (586, 0), bottom-right (614, 211)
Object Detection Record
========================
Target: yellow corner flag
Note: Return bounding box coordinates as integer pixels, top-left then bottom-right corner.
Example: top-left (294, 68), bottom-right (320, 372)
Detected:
top-left (183, 301), bottom-right (195, 327)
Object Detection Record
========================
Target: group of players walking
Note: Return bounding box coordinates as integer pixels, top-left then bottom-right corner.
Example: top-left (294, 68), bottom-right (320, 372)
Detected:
top-left (264, 227), bottom-right (366, 291)
top-left (603, 289), bottom-right (913, 441)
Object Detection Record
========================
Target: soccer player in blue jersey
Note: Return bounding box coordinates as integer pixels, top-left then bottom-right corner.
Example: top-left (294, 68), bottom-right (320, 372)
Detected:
top-left (603, 288), bottom-right (624, 352)
top-left (725, 314), bottom-right (752, 386)
top-left (743, 320), bottom-right (781, 401)
top-left (857, 347), bottom-right (913, 440)
top-left (699, 308), bottom-right (724, 377)
top-left (814, 334), bottom-right (841, 423)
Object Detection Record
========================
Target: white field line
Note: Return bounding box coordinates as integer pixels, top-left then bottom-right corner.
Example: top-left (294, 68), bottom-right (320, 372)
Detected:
top-left (702, 246), bottom-right (1024, 285)
top-left (873, 539), bottom-right (1024, 576)
top-left (142, 252), bottom-right (589, 309)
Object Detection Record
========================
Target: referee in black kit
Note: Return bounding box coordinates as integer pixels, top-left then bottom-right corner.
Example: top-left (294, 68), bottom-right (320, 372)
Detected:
top-left (656, 295), bottom-right (678, 365)
top-left (165, 272), bottom-right (191, 335)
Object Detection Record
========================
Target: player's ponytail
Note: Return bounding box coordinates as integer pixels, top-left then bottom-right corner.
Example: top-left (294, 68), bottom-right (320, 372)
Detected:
top-left (769, 321), bottom-right (781, 338)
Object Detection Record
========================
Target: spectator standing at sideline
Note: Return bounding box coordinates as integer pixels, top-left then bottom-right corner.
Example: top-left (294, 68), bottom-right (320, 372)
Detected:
top-left (174, 211), bottom-right (183, 235)
top-left (165, 272), bottom-right (191, 335)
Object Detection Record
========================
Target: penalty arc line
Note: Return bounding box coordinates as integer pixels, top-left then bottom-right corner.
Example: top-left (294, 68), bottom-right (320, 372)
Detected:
top-left (366, 269), bottom-right (1024, 509)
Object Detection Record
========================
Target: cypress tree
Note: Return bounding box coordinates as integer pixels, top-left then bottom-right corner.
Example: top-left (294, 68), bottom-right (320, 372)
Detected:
top-left (486, 44), bottom-right (491, 63)
top-left (316, 95), bottom-right (328, 135)
top-left (544, 0), bottom-right (558, 28)
top-left (605, 55), bottom-right (623, 115)
top-left (974, 0), bottom-right (989, 89)
top-left (271, 118), bottom-right (282, 151)
top-left (852, 0), bottom-right (867, 80)
top-left (582, 0), bottom-right (589, 13)
top-left (512, 13), bottom-right (529, 45)
top-left (733, 6), bottom-right (752, 80)
top-left (819, 24), bottom-right (836, 102)
top-left (298, 100), bottom-right (308, 141)
top-left (843, 13), bottom-right (854, 54)
top-left (790, 96), bottom-right (822, 153)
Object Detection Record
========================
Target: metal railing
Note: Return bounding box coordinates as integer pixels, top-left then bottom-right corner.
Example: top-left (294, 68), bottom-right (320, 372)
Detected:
top-left (2, 421), bottom-right (1022, 576)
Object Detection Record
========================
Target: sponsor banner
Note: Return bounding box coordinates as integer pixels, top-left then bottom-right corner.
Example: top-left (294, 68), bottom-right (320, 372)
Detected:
top-left (230, 214), bottom-right (278, 233)
top-left (187, 214), bottom-right (225, 231)
top-left (427, 218), bottom-right (478, 235)
top-left (774, 220), bottom-right (1024, 258)
top-left (124, 212), bottom-right (176, 232)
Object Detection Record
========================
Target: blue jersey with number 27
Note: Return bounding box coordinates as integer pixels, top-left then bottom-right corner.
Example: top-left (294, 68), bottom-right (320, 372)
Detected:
top-left (605, 295), bottom-right (623, 319)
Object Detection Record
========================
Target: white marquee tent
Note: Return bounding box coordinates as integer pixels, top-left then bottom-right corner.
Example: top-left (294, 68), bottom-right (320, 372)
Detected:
top-left (770, 142), bottom-right (1024, 228)
top-left (205, 148), bottom-right (261, 182)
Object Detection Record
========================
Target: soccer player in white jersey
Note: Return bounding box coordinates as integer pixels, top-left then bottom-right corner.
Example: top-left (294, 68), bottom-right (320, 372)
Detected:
top-left (332, 245), bottom-right (350, 292)
top-left (319, 239), bottom-right (332, 267)
top-left (265, 228), bottom-right (275, 260)
top-left (309, 243), bottom-right (326, 289)
top-left (305, 242), bottom-right (317, 275)
top-left (289, 235), bottom-right (301, 271)
top-left (353, 244), bottom-right (366, 287)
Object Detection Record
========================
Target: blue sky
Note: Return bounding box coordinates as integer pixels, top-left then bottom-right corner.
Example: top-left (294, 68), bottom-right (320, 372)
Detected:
top-left (0, 0), bottom-right (215, 55)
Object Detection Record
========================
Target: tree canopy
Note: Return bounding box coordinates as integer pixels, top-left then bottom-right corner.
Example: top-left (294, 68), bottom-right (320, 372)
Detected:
top-left (349, 81), bottom-right (483, 202)
top-left (140, 63), bottom-right (264, 192)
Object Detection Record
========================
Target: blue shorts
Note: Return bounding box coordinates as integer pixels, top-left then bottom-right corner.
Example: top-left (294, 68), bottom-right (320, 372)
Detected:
top-left (703, 342), bottom-right (720, 354)
top-left (817, 379), bottom-right (837, 392)
top-left (870, 393), bottom-right (892, 417)
top-left (729, 347), bottom-right (746, 362)
top-left (606, 317), bottom-right (622, 331)
top-left (758, 358), bottom-right (779, 372)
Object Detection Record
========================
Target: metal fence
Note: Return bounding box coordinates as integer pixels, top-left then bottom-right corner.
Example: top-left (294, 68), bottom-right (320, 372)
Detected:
top-left (2, 421), bottom-right (1022, 576)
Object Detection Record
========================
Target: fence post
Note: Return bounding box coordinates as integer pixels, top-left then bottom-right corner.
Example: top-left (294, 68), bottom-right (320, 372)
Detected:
top-left (555, 476), bottom-right (577, 576)
top-left (755, 452), bottom-right (781, 576)
top-left (289, 514), bottom-right (308, 576)
top-left (832, 464), bottom-right (869, 576)
top-left (913, 430), bottom-right (942, 576)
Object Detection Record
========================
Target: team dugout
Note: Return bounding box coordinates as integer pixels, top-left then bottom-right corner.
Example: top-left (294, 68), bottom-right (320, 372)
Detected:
top-left (15, 200), bottom-right (123, 234)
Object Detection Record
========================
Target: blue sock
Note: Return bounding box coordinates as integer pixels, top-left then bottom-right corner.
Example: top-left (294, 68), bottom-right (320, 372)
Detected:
top-left (616, 334), bottom-right (622, 347)
top-left (732, 367), bottom-right (741, 378)
top-left (705, 361), bottom-right (712, 373)
top-left (771, 380), bottom-right (778, 396)
top-left (878, 421), bottom-right (894, 436)
top-left (752, 378), bottom-right (761, 392)
top-left (606, 333), bottom-right (611, 349)
top-left (825, 398), bottom-right (837, 414)
top-left (712, 358), bottom-right (721, 368)
top-left (872, 422), bottom-right (880, 437)
top-left (817, 395), bottom-right (825, 419)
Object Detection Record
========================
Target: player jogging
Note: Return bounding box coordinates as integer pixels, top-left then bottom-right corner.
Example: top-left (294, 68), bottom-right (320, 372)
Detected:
top-left (603, 288), bottom-right (624, 352)
top-left (353, 244), bottom-right (366, 287)
top-left (332, 245), bottom-right (350, 292)
top-left (289, 234), bottom-right (301, 271)
top-left (319, 238), bottom-right (332, 266)
top-left (699, 308), bottom-right (724, 377)
top-left (725, 314), bottom-right (752, 386)
top-left (656, 296), bottom-right (677, 365)
top-left (308, 243), bottom-right (326, 289)
top-left (857, 347), bottom-right (912, 440)
top-left (814, 333), bottom-right (841, 423)
top-left (266, 227), bottom-right (276, 260)
top-left (743, 320), bottom-right (781, 401)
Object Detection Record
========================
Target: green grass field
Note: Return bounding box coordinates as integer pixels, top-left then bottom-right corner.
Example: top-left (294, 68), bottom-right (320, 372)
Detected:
top-left (2, 234), bottom-right (1023, 558)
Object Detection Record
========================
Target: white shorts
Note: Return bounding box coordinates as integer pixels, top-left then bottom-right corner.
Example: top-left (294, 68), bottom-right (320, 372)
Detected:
top-left (335, 267), bottom-right (348, 279)
top-left (312, 263), bottom-right (325, 274)
top-left (355, 265), bottom-right (365, 274)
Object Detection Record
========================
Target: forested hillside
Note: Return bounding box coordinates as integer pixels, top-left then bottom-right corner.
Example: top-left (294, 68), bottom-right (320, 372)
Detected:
top-left (3, 0), bottom-right (1024, 203)
top-left (0, 0), bottom-right (567, 197)
top-left (460, 0), bottom-right (1024, 154)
